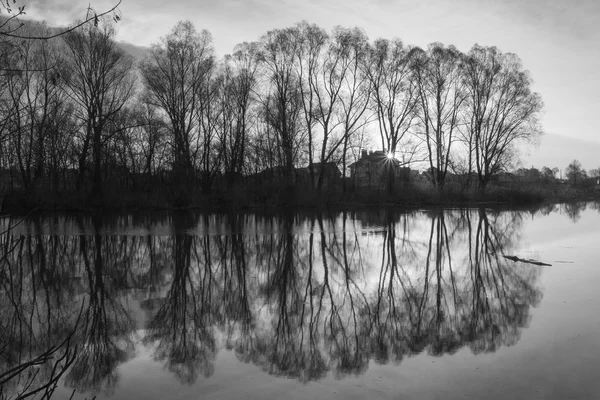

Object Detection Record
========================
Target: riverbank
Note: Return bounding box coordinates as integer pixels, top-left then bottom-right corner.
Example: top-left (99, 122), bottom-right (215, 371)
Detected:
top-left (1, 181), bottom-right (599, 213)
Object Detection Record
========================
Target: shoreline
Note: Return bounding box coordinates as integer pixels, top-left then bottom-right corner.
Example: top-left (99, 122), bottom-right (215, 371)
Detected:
top-left (2, 184), bottom-right (598, 214)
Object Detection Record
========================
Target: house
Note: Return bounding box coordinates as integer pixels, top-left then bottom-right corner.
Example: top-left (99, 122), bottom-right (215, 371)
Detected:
top-left (348, 150), bottom-right (410, 189)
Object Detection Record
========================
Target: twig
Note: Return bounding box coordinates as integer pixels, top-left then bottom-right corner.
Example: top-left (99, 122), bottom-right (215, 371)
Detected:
top-left (0, 0), bottom-right (122, 40)
top-left (0, 303), bottom-right (85, 399)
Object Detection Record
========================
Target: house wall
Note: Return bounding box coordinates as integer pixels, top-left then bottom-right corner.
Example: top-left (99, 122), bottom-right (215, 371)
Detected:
top-left (350, 162), bottom-right (410, 190)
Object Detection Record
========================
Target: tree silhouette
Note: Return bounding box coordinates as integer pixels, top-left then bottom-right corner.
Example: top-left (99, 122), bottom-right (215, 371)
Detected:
top-left (64, 224), bottom-right (136, 396)
top-left (144, 235), bottom-right (217, 384)
top-left (0, 209), bottom-right (548, 395)
top-left (565, 159), bottom-right (586, 186)
top-left (462, 46), bottom-right (543, 191)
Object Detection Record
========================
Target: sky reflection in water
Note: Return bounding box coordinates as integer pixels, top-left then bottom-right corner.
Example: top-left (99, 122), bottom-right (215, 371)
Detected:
top-left (2, 204), bottom-right (597, 399)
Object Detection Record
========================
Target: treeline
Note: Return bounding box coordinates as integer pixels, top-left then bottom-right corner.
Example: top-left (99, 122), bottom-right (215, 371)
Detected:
top-left (0, 18), bottom-right (543, 209)
top-left (514, 161), bottom-right (600, 183)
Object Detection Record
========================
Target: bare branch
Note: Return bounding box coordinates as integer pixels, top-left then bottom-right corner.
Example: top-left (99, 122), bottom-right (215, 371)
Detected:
top-left (0, 1), bottom-right (122, 40)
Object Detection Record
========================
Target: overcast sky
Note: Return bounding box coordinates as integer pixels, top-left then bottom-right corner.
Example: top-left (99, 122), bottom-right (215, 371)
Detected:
top-left (21, 0), bottom-right (600, 170)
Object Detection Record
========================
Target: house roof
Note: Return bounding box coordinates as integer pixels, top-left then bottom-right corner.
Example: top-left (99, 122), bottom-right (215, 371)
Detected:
top-left (349, 151), bottom-right (401, 169)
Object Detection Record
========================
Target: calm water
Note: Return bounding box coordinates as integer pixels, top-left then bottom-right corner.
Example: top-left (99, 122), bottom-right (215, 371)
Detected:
top-left (1, 203), bottom-right (599, 400)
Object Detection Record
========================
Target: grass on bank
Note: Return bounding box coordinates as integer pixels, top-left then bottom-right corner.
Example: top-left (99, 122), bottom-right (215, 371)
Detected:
top-left (2, 179), bottom-right (598, 213)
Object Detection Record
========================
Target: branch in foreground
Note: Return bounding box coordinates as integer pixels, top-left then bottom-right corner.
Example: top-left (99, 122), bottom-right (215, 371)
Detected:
top-left (0, 303), bottom-right (85, 400)
top-left (0, 0), bottom-right (122, 40)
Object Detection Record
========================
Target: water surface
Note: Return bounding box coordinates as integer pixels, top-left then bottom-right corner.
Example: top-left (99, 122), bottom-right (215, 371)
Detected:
top-left (1, 203), bottom-right (599, 399)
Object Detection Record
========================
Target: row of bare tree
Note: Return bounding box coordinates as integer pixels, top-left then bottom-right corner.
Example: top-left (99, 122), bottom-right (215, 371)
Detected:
top-left (0, 208), bottom-right (544, 396)
top-left (0, 18), bottom-right (543, 201)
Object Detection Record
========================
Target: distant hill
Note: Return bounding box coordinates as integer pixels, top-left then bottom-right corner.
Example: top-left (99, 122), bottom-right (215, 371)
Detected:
top-left (117, 41), bottom-right (150, 61)
top-left (1, 16), bottom-right (149, 61)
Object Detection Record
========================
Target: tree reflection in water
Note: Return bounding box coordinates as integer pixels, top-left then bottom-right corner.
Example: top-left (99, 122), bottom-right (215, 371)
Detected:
top-left (144, 234), bottom-right (217, 384)
top-left (562, 202), bottom-right (587, 222)
top-left (0, 208), bottom-right (544, 397)
top-left (143, 213), bottom-right (220, 384)
top-left (64, 217), bottom-right (136, 395)
top-left (0, 233), bottom-right (79, 400)
top-left (1, 216), bottom-right (137, 399)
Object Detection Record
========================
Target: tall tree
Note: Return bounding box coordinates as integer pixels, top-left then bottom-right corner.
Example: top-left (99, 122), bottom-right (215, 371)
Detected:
top-left (333, 26), bottom-right (372, 191)
top-left (195, 65), bottom-right (222, 192)
top-left (312, 25), bottom-right (369, 191)
top-left (259, 27), bottom-right (305, 181)
top-left (219, 42), bottom-right (260, 183)
top-left (413, 43), bottom-right (466, 191)
top-left (364, 38), bottom-right (419, 193)
top-left (365, 38), bottom-right (419, 156)
top-left (61, 21), bottom-right (135, 199)
top-left (140, 21), bottom-right (215, 187)
top-left (565, 159), bottom-right (586, 185)
top-left (136, 101), bottom-right (169, 178)
top-left (294, 21), bottom-right (328, 188)
top-left (463, 45), bottom-right (543, 191)
top-left (540, 166), bottom-right (557, 183)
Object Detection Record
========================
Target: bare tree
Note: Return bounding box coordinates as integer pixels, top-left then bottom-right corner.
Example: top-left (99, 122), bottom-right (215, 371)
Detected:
top-left (293, 22), bottom-right (328, 188)
top-left (195, 66), bottom-right (223, 192)
top-left (308, 25), bottom-right (370, 191)
top-left (219, 42), bottom-right (260, 183)
top-left (364, 38), bottom-right (420, 193)
top-left (61, 21), bottom-right (135, 199)
top-left (333, 27), bottom-right (372, 191)
top-left (412, 43), bottom-right (466, 191)
top-left (365, 38), bottom-right (419, 157)
top-left (462, 45), bottom-right (543, 191)
top-left (259, 27), bottom-right (306, 182)
top-left (135, 101), bottom-right (169, 179)
top-left (140, 21), bottom-right (215, 187)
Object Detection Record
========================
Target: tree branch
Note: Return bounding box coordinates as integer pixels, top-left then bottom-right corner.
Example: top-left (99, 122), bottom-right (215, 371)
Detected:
top-left (0, 1), bottom-right (122, 40)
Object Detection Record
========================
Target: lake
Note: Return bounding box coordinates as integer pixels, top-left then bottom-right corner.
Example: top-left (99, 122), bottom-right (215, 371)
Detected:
top-left (1, 203), bottom-right (599, 400)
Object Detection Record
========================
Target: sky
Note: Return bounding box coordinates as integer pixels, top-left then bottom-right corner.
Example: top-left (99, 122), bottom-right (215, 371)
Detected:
top-left (17, 0), bottom-right (600, 171)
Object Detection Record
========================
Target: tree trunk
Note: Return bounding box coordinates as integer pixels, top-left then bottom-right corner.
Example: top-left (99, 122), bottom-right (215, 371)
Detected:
top-left (90, 125), bottom-right (103, 201)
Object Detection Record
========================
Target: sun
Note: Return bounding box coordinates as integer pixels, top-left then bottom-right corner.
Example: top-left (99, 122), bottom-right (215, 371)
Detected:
top-left (386, 152), bottom-right (395, 160)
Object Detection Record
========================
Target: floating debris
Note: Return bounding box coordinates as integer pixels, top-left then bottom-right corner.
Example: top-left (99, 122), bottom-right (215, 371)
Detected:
top-left (503, 255), bottom-right (552, 266)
